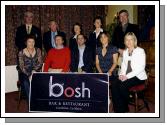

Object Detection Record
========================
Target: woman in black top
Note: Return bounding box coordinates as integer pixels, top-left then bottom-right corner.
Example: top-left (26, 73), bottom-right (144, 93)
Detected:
top-left (96, 31), bottom-right (118, 80)
top-left (88, 16), bottom-right (104, 61)
top-left (69, 23), bottom-right (82, 50)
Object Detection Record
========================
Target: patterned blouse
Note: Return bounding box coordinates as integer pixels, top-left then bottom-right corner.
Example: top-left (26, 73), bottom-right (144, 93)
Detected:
top-left (18, 48), bottom-right (43, 77)
top-left (96, 45), bottom-right (118, 73)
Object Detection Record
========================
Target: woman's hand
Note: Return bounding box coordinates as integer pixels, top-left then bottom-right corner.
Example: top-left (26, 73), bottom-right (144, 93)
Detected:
top-left (108, 71), bottom-right (112, 76)
top-left (48, 68), bottom-right (63, 72)
top-left (119, 75), bottom-right (128, 82)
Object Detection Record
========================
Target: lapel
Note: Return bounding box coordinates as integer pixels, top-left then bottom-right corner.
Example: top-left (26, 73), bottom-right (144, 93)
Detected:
top-left (93, 32), bottom-right (96, 40)
top-left (124, 23), bottom-right (130, 34)
top-left (30, 25), bottom-right (33, 34)
top-left (23, 25), bottom-right (28, 34)
top-left (48, 31), bottom-right (51, 41)
top-left (31, 25), bottom-right (38, 38)
top-left (75, 48), bottom-right (79, 65)
top-left (82, 46), bottom-right (87, 63)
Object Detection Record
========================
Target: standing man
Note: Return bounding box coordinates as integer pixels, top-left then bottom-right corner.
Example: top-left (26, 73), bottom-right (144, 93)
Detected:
top-left (43, 20), bottom-right (66, 53)
top-left (15, 11), bottom-right (42, 51)
top-left (112, 9), bottom-right (139, 55)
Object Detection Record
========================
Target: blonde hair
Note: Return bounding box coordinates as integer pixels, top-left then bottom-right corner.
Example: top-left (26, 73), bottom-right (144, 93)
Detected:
top-left (124, 32), bottom-right (138, 48)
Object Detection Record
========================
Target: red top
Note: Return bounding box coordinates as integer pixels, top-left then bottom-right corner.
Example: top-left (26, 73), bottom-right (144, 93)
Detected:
top-left (44, 47), bottom-right (71, 72)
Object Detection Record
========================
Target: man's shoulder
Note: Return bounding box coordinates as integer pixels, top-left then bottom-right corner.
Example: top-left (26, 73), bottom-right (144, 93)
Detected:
top-left (17, 25), bottom-right (25, 30)
top-left (43, 31), bottom-right (50, 35)
top-left (58, 31), bottom-right (66, 35)
top-left (128, 23), bottom-right (138, 28)
top-left (32, 25), bottom-right (40, 30)
top-left (114, 25), bottom-right (122, 31)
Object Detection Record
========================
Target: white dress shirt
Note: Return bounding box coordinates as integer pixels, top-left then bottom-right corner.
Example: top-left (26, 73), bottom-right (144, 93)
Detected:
top-left (78, 45), bottom-right (85, 68)
top-left (26, 24), bottom-right (32, 34)
top-left (119, 47), bottom-right (147, 80)
top-left (94, 28), bottom-right (103, 38)
top-left (51, 31), bottom-right (57, 48)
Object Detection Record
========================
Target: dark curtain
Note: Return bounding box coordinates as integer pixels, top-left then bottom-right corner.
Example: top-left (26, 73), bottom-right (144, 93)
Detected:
top-left (5, 5), bottom-right (106, 65)
top-left (138, 5), bottom-right (155, 41)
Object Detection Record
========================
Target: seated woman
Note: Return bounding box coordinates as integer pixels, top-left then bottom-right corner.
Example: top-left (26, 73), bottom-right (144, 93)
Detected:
top-left (111, 32), bottom-right (147, 113)
top-left (43, 34), bottom-right (71, 72)
top-left (70, 34), bottom-right (93, 73)
top-left (18, 35), bottom-right (43, 101)
top-left (96, 31), bottom-right (118, 80)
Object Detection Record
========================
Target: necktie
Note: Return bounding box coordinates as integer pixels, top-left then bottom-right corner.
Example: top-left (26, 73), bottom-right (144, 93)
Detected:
top-left (52, 32), bottom-right (56, 48)
top-left (27, 26), bottom-right (30, 34)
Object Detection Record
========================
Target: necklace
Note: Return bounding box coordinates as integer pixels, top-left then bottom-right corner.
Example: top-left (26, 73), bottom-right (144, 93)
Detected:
top-left (26, 48), bottom-right (34, 58)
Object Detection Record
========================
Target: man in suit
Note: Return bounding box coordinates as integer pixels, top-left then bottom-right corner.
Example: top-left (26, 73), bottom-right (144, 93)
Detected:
top-left (15, 11), bottom-right (42, 51)
top-left (43, 20), bottom-right (66, 53)
top-left (70, 34), bottom-right (93, 73)
top-left (112, 9), bottom-right (139, 55)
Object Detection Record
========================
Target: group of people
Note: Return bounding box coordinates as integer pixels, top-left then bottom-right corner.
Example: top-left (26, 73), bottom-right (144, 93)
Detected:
top-left (15, 9), bottom-right (147, 113)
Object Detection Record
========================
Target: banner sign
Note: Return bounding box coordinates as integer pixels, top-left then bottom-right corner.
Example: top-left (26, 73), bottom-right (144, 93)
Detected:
top-left (29, 73), bottom-right (109, 113)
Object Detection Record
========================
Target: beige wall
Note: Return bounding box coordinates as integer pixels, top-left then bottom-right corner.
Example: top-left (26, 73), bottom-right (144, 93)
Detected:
top-left (106, 5), bottom-right (138, 25)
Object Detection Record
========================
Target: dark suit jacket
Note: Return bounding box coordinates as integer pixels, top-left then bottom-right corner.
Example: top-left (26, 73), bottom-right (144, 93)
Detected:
top-left (15, 25), bottom-right (42, 51)
top-left (70, 46), bottom-right (94, 73)
top-left (87, 31), bottom-right (103, 61)
top-left (69, 36), bottom-right (77, 51)
top-left (43, 31), bottom-right (66, 53)
top-left (112, 23), bottom-right (139, 49)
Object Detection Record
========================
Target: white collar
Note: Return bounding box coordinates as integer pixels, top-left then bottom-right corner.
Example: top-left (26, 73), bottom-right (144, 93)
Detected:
top-left (93, 28), bottom-right (103, 33)
top-left (73, 35), bottom-right (77, 39)
top-left (26, 24), bottom-right (32, 27)
top-left (125, 47), bottom-right (138, 53)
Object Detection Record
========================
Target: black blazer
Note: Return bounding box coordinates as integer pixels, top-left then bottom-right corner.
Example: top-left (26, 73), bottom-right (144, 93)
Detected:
top-left (70, 46), bottom-right (94, 73)
top-left (43, 30), bottom-right (66, 53)
top-left (87, 31), bottom-right (103, 61)
top-left (112, 23), bottom-right (139, 49)
top-left (15, 24), bottom-right (42, 51)
top-left (69, 36), bottom-right (77, 51)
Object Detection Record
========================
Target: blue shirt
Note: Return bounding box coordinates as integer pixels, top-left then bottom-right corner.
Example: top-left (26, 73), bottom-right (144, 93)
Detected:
top-left (51, 31), bottom-right (57, 48)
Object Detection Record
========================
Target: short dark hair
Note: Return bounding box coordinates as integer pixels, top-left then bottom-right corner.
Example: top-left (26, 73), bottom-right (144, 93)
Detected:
top-left (72, 23), bottom-right (82, 35)
top-left (77, 34), bottom-right (84, 40)
top-left (76, 34), bottom-right (88, 42)
top-left (25, 34), bottom-right (35, 44)
top-left (93, 16), bottom-right (103, 24)
top-left (54, 34), bottom-right (64, 41)
top-left (119, 9), bottom-right (129, 16)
